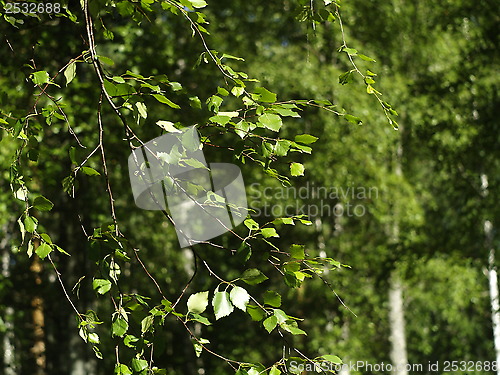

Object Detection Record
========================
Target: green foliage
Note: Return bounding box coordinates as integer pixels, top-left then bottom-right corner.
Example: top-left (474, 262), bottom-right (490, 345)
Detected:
top-left (4, 0), bottom-right (496, 373)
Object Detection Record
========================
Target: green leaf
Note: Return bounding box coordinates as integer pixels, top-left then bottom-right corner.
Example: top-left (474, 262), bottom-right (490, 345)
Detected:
top-left (234, 120), bottom-right (251, 139)
top-left (294, 134), bottom-right (318, 144)
top-left (192, 337), bottom-right (210, 357)
top-left (231, 86), bottom-right (245, 97)
top-left (212, 291), bottom-right (234, 320)
top-left (357, 53), bottom-right (376, 62)
top-left (342, 47), bottom-right (358, 55)
top-left (97, 55), bottom-right (114, 65)
top-left (246, 305), bottom-right (266, 321)
top-left (123, 335), bottom-right (140, 348)
top-left (152, 94), bottom-right (180, 109)
top-left (81, 167), bottom-right (101, 176)
top-left (321, 355), bottom-right (342, 364)
top-left (273, 309), bottom-right (288, 324)
top-left (190, 313), bottom-right (211, 325)
top-left (40, 233), bottom-right (52, 244)
top-left (207, 95), bottom-right (223, 112)
top-left (274, 139), bottom-right (291, 156)
top-left (189, 96), bottom-right (202, 109)
top-left (32, 71), bottom-right (50, 85)
top-left (28, 241), bottom-right (34, 257)
top-left (24, 216), bottom-right (38, 233)
top-left (272, 107), bottom-right (300, 118)
top-left (114, 364), bottom-right (133, 375)
top-left (281, 323), bottom-right (307, 335)
top-left (243, 218), bottom-right (259, 230)
top-left (112, 317), bottom-right (128, 337)
top-left (36, 243), bottom-right (52, 259)
top-left (187, 0), bottom-right (207, 8)
top-left (156, 120), bottom-right (181, 133)
top-left (253, 87), bottom-right (277, 103)
top-left (112, 76), bottom-right (125, 83)
top-left (88, 332), bottom-right (100, 344)
top-left (263, 315), bottom-right (278, 333)
top-left (269, 366), bottom-right (281, 375)
top-left (258, 113), bottom-right (283, 132)
top-left (263, 291), bottom-right (282, 307)
top-left (33, 196), bottom-right (54, 211)
top-left (290, 244), bottom-right (305, 259)
top-left (92, 279), bottom-right (112, 295)
top-left (136, 102), bottom-right (147, 119)
top-left (241, 268), bottom-right (268, 285)
top-left (222, 53), bottom-right (244, 61)
top-left (170, 82), bottom-right (182, 91)
top-left (338, 71), bottom-right (354, 85)
top-left (344, 114), bottom-right (362, 125)
top-left (64, 62), bottom-right (76, 86)
top-left (261, 228), bottom-right (279, 238)
top-left (55, 245), bottom-right (70, 256)
top-left (187, 291), bottom-right (209, 314)
top-left (284, 271), bottom-right (300, 288)
top-left (229, 286), bottom-right (250, 311)
top-left (209, 114), bottom-right (232, 126)
top-left (217, 87), bottom-right (229, 96)
top-left (290, 162), bottom-right (305, 176)
top-left (141, 315), bottom-right (154, 334)
top-left (274, 217), bottom-right (294, 225)
top-left (131, 358), bottom-right (148, 372)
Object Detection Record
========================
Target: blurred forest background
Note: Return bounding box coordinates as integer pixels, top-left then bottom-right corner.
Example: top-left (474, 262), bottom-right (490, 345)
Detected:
top-left (0, 0), bottom-right (499, 374)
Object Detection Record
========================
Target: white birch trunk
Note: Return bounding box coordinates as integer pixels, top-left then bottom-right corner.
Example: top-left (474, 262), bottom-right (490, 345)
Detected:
top-left (388, 132), bottom-right (408, 375)
top-left (481, 174), bottom-right (500, 372)
top-left (389, 273), bottom-right (408, 375)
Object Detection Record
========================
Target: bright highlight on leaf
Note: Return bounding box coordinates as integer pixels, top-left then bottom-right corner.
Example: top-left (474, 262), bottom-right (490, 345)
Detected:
top-left (156, 120), bottom-right (181, 133)
top-left (212, 291), bottom-right (234, 320)
top-left (64, 62), bottom-right (76, 86)
top-left (244, 218), bottom-right (259, 230)
top-left (93, 279), bottom-right (112, 295)
top-left (136, 102), bottom-right (148, 119)
top-left (261, 227), bottom-right (279, 238)
top-left (258, 113), bottom-right (283, 132)
top-left (187, 0), bottom-right (207, 8)
top-left (187, 291), bottom-right (209, 314)
top-left (290, 162), bottom-right (305, 176)
top-left (230, 286), bottom-right (250, 311)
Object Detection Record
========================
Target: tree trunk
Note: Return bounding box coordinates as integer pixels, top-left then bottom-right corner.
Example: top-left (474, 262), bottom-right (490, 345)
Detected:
top-left (388, 272), bottom-right (408, 375)
top-left (481, 174), bottom-right (500, 371)
top-left (388, 129), bottom-right (408, 375)
top-left (487, 242), bottom-right (500, 375)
